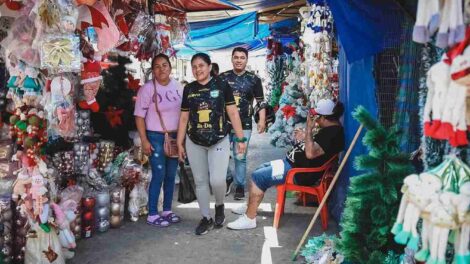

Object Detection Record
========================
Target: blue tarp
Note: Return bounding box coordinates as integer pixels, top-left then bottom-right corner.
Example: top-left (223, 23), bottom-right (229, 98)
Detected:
top-left (328, 45), bottom-right (378, 222)
top-left (325, 0), bottom-right (404, 62)
top-left (177, 13), bottom-right (298, 56)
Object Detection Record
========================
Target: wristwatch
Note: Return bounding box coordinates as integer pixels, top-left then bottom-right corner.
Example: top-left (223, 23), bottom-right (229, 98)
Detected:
top-left (234, 137), bottom-right (247, 143)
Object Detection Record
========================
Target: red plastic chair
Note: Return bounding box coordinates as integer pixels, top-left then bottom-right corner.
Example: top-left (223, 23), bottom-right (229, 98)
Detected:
top-left (273, 154), bottom-right (338, 230)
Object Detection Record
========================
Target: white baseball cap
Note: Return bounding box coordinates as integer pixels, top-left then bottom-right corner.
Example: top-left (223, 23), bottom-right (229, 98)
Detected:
top-left (311, 99), bottom-right (335, 116)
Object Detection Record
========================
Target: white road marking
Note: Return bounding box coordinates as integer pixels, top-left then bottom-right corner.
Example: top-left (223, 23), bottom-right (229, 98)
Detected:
top-left (176, 202), bottom-right (273, 212)
top-left (261, 226), bottom-right (281, 264)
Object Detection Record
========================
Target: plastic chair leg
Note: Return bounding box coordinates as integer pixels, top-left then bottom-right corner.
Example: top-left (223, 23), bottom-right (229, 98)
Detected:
top-left (273, 185), bottom-right (286, 229)
top-left (317, 193), bottom-right (328, 230)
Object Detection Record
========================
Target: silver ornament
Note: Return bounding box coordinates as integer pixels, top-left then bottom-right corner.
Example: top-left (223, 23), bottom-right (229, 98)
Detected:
top-left (97, 220), bottom-right (110, 232)
top-left (96, 207), bottom-right (109, 219)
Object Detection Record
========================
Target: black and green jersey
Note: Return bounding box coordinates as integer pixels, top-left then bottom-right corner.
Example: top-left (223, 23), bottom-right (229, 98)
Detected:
top-left (181, 77), bottom-right (235, 147)
top-left (219, 70), bottom-right (264, 130)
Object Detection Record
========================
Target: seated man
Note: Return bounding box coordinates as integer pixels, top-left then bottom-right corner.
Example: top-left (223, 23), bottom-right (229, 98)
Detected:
top-left (227, 99), bottom-right (345, 230)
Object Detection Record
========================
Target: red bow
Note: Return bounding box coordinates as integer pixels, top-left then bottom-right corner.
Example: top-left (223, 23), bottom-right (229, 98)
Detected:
top-left (281, 105), bottom-right (296, 119)
top-left (104, 107), bottom-right (124, 128)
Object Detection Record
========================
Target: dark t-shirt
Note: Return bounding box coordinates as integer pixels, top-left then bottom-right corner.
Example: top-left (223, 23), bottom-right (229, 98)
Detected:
top-left (181, 77), bottom-right (236, 146)
top-left (219, 70), bottom-right (264, 130)
top-left (286, 125), bottom-right (344, 185)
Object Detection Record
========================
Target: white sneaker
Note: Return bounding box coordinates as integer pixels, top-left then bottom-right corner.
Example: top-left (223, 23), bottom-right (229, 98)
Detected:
top-left (227, 214), bottom-right (257, 230)
top-left (231, 203), bottom-right (247, 215)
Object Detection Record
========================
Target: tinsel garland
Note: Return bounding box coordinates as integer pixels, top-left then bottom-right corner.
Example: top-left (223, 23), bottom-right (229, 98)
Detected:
top-left (418, 45), bottom-right (450, 170)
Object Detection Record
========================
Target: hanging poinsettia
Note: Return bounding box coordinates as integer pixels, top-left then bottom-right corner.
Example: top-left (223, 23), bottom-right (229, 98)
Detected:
top-left (281, 105), bottom-right (296, 119)
top-left (104, 106), bottom-right (124, 128)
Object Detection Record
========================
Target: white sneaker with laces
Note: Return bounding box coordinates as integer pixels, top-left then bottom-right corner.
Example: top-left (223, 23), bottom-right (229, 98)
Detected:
top-left (227, 214), bottom-right (256, 230)
top-left (231, 203), bottom-right (247, 215)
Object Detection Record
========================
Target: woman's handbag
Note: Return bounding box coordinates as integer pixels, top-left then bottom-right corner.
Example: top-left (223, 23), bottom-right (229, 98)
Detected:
top-left (153, 80), bottom-right (179, 158)
top-left (177, 162), bottom-right (197, 203)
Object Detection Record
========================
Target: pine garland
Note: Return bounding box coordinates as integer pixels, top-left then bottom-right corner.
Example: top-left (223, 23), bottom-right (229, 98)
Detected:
top-left (336, 106), bottom-right (414, 264)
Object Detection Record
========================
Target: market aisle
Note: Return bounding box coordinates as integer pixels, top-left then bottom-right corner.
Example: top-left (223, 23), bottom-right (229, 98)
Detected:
top-left (70, 132), bottom-right (339, 264)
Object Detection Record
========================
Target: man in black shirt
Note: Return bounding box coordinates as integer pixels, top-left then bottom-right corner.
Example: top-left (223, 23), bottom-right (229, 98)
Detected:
top-left (219, 47), bottom-right (266, 200)
top-left (227, 99), bottom-right (345, 230)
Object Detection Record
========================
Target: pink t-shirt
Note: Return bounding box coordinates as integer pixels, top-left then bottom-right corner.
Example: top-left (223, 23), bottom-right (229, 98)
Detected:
top-left (134, 78), bottom-right (183, 132)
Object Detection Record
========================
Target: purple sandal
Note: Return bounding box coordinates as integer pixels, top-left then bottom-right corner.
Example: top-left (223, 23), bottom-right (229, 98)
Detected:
top-left (147, 216), bottom-right (170, 227)
top-left (164, 212), bottom-right (181, 223)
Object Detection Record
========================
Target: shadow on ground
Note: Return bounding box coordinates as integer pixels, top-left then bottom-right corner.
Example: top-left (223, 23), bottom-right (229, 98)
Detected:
top-left (70, 132), bottom-right (339, 264)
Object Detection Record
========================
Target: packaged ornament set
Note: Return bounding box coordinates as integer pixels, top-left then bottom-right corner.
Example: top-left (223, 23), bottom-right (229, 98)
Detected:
top-left (0, 0), bottom-right (176, 263)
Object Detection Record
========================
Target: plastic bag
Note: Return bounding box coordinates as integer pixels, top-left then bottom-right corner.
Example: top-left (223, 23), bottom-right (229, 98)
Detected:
top-left (177, 162), bottom-right (196, 204)
top-left (40, 34), bottom-right (81, 73)
top-left (46, 75), bottom-right (77, 139)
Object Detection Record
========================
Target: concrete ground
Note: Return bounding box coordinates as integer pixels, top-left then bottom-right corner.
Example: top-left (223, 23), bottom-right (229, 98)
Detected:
top-left (70, 132), bottom-right (339, 264)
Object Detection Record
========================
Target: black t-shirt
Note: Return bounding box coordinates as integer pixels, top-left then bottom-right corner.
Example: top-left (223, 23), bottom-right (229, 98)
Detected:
top-left (181, 77), bottom-right (236, 146)
top-left (286, 125), bottom-right (345, 168)
top-left (219, 70), bottom-right (264, 130)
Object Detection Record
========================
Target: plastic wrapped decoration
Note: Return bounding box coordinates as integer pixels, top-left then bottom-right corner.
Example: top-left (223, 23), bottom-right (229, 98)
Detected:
top-left (102, 151), bottom-right (128, 185)
top-left (12, 199), bottom-right (29, 263)
top-left (80, 195), bottom-right (95, 238)
top-left (128, 167), bottom-right (149, 222)
top-left (109, 187), bottom-right (125, 228)
top-left (155, 23), bottom-right (174, 57)
top-left (40, 34), bottom-right (81, 73)
top-left (89, 142), bottom-right (99, 168)
top-left (97, 140), bottom-right (114, 173)
top-left (0, 140), bottom-right (15, 193)
top-left (75, 110), bottom-right (92, 138)
top-left (166, 13), bottom-right (189, 45)
top-left (128, 12), bottom-right (157, 60)
top-left (46, 75), bottom-right (76, 139)
top-left (73, 143), bottom-right (90, 176)
top-left (0, 196), bottom-right (14, 263)
top-left (60, 185), bottom-right (83, 241)
top-left (300, 234), bottom-right (344, 264)
top-left (2, 15), bottom-right (41, 68)
top-left (51, 151), bottom-right (74, 186)
top-left (94, 190), bottom-right (110, 232)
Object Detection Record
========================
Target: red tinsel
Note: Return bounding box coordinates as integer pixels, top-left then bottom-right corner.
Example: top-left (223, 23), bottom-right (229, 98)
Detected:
top-left (104, 107), bottom-right (124, 128)
top-left (281, 105), bottom-right (296, 119)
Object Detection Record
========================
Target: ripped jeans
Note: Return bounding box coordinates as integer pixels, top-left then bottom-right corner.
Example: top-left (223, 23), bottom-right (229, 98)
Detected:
top-left (147, 131), bottom-right (179, 216)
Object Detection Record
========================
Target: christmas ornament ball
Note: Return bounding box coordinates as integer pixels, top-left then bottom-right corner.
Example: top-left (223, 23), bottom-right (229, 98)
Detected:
top-left (97, 220), bottom-right (110, 232)
top-left (110, 203), bottom-right (120, 215)
top-left (96, 192), bottom-right (110, 206)
top-left (83, 211), bottom-right (94, 222)
top-left (97, 207), bottom-right (109, 219)
top-left (82, 197), bottom-right (96, 209)
top-left (110, 215), bottom-right (121, 227)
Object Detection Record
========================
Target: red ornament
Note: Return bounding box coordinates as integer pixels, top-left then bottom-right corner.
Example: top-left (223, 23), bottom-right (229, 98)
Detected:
top-left (82, 211), bottom-right (94, 222)
top-left (82, 197), bottom-right (95, 209)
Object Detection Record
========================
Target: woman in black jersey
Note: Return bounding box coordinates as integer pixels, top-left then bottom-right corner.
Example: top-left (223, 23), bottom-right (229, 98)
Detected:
top-left (176, 53), bottom-right (246, 235)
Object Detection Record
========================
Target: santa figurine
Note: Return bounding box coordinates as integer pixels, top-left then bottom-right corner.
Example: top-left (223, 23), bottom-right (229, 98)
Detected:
top-left (79, 58), bottom-right (102, 112)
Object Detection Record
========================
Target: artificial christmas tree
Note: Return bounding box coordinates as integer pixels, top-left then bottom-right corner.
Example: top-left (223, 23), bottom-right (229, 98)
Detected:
top-left (336, 106), bottom-right (414, 264)
top-left (268, 44), bottom-right (308, 148)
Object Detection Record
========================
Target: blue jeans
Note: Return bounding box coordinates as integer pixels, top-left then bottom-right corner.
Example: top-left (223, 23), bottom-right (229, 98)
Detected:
top-left (147, 131), bottom-right (178, 216)
top-left (228, 130), bottom-right (252, 188)
top-left (251, 159), bottom-right (292, 192)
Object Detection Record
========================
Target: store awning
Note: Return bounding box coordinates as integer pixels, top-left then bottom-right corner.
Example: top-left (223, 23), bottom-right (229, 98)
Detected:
top-left (153, 0), bottom-right (241, 14)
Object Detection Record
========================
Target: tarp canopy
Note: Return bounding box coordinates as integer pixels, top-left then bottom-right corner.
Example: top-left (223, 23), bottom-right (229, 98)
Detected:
top-left (187, 0), bottom-right (304, 22)
top-left (325, 0), bottom-right (404, 62)
top-left (154, 0), bottom-right (241, 14)
top-left (177, 13), bottom-right (298, 57)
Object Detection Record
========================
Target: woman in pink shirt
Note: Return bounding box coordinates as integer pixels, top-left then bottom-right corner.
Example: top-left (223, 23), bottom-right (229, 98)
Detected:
top-left (134, 54), bottom-right (183, 227)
